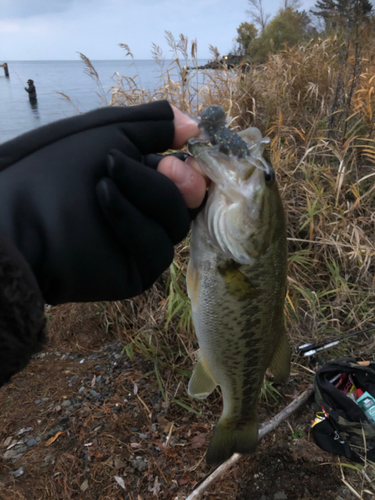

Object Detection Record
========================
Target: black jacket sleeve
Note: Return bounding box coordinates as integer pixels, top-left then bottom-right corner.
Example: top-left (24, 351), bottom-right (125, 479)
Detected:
top-left (0, 100), bottom-right (193, 386)
top-left (0, 231), bottom-right (46, 388)
top-left (0, 101), bottom-right (190, 304)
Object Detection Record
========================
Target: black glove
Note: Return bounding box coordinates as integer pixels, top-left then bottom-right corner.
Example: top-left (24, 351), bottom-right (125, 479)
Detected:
top-left (0, 100), bottom-right (191, 304)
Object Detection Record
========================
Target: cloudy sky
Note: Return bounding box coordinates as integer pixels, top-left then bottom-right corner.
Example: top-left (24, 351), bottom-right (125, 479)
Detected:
top-left (0, 0), bottom-right (338, 60)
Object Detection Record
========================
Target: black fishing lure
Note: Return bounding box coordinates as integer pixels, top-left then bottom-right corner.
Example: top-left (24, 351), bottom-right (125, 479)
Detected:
top-left (198, 105), bottom-right (250, 159)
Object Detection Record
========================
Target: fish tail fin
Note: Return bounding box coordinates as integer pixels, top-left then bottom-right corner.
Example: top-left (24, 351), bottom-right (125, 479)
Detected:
top-left (205, 412), bottom-right (258, 465)
top-left (268, 330), bottom-right (291, 384)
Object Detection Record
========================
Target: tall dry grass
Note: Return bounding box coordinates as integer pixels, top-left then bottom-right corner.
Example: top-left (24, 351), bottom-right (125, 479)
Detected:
top-left (78, 30), bottom-right (375, 408)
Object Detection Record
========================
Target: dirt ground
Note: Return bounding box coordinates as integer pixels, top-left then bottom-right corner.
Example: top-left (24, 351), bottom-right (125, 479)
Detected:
top-left (0, 303), bottom-right (369, 500)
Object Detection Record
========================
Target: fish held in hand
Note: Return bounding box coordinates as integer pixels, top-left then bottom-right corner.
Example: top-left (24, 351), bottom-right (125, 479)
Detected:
top-left (187, 106), bottom-right (290, 464)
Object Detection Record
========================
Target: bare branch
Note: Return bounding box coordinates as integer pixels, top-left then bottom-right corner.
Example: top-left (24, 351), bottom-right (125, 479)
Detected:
top-left (246, 0), bottom-right (271, 31)
top-left (282, 0), bottom-right (302, 9)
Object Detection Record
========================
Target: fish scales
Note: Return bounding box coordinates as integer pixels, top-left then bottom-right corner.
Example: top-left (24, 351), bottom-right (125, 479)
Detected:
top-left (187, 106), bottom-right (290, 464)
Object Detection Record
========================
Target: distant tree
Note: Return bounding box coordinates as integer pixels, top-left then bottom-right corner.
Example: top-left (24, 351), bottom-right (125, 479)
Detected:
top-left (282, 0), bottom-right (302, 8)
top-left (311, 0), bottom-right (372, 30)
top-left (249, 8), bottom-right (314, 63)
top-left (246, 0), bottom-right (271, 31)
top-left (236, 22), bottom-right (258, 56)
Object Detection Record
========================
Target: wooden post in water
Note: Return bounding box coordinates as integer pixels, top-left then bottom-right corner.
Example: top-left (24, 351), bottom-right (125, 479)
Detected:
top-left (1, 63), bottom-right (9, 77)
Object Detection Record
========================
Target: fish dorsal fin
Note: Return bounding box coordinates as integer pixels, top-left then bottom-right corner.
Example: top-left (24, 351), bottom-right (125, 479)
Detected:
top-left (188, 354), bottom-right (217, 400)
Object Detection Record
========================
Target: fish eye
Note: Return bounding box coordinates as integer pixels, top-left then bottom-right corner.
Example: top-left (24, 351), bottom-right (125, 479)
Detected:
top-left (264, 170), bottom-right (275, 186)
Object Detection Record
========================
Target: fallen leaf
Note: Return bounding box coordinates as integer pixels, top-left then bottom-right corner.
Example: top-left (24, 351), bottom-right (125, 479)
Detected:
top-left (297, 384), bottom-right (309, 391)
top-left (63, 453), bottom-right (76, 460)
top-left (190, 433), bottom-right (206, 449)
top-left (167, 449), bottom-right (178, 457)
top-left (192, 425), bottom-right (209, 433)
top-left (80, 479), bottom-right (89, 492)
top-left (16, 427), bottom-right (33, 437)
top-left (91, 449), bottom-right (104, 459)
top-left (133, 382), bottom-right (138, 395)
top-left (114, 476), bottom-right (126, 490)
top-left (178, 476), bottom-right (189, 486)
top-left (157, 416), bottom-right (173, 434)
top-left (130, 442), bottom-right (141, 448)
top-left (151, 477), bottom-right (161, 495)
top-left (45, 431), bottom-right (66, 446)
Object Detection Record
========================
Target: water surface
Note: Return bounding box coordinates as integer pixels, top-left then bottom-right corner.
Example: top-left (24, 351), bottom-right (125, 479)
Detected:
top-left (0, 59), bottom-right (208, 144)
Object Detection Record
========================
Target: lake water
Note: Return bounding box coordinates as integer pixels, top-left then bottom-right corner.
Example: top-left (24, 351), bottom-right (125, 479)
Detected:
top-left (0, 59), bottom-right (208, 144)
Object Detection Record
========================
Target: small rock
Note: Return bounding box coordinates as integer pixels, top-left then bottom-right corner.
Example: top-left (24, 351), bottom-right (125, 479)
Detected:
top-left (26, 437), bottom-right (38, 447)
top-left (34, 399), bottom-right (41, 405)
top-left (132, 458), bottom-right (147, 472)
top-left (125, 466), bottom-right (135, 474)
top-left (58, 416), bottom-right (69, 424)
top-left (3, 436), bottom-right (13, 447)
top-left (89, 389), bottom-right (101, 398)
top-left (274, 492), bottom-right (287, 500)
top-left (54, 405), bottom-right (61, 412)
top-left (9, 466), bottom-right (25, 478)
top-left (4, 449), bottom-right (20, 460)
top-left (45, 425), bottom-right (63, 440)
top-left (114, 458), bottom-right (126, 470)
top-left (61, 400), bottom-right (72, 407)
top-left (78, 386), bottom-right (85, 393)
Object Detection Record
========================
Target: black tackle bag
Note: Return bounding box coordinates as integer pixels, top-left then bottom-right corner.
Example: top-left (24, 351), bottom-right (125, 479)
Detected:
top-left (312, 357), bottom-right (375, 463)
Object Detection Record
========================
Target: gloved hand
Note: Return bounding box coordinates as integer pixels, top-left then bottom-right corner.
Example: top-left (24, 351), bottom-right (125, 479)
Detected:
top-left (0, 100), bottom-right (203, 304)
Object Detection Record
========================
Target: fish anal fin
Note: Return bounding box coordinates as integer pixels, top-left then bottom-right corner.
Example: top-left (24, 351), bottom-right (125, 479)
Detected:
top-left (267, 331), bottom-right (291, 384)
top-left (188, 355), bottom-right (217, 400)
top-left (187, 260), bottom-right (199, 311)
top-left (205, 412), bottom-right (258, 465)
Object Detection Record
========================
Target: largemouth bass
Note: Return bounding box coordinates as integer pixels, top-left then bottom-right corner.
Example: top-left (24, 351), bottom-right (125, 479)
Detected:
top-left (187, 105), bottom-right (290, 464)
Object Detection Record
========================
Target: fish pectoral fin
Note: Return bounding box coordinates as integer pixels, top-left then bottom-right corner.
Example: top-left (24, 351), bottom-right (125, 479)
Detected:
top-left (267, 330), bottom-right (291, 384)
top-left (188, 355), bottom-right (217, 400)
top-left (186, 260), bottom-right (199, 312)
top-left (217, 261), bottom-right (258, 301)
top-left (206, 413), bottom-right (258, 465)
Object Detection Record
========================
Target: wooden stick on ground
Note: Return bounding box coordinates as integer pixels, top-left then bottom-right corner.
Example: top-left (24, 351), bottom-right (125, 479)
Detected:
top-left (186, 385), bottom-right (314, 500)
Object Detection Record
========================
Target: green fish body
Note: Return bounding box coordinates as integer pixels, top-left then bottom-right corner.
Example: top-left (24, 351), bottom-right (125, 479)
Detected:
top-left (187, 115), bottom-right (290, 464)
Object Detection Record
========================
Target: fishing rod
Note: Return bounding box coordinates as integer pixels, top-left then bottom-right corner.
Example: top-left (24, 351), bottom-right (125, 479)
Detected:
top-left (295, 325), bottom-right (375, 357)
